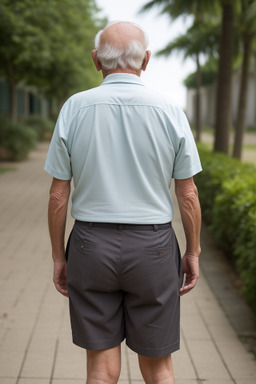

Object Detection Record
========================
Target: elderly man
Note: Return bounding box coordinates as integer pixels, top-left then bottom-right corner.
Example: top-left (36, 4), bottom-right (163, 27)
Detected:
top-left (45, 21), bottom-right (201, 384)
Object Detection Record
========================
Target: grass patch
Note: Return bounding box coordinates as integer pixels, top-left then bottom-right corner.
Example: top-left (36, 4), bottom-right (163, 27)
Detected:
top-left (243, 144), bottom-right (256, 150)
top-left (197, 141), bottom-right (212, 150)
top-left (0, 167), bottom-right (16, 175)
top-left (247, 125), bottom-right (256, 133)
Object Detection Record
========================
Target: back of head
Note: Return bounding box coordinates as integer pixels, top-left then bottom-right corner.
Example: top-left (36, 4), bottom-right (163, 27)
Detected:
top-left (94, 21), bottom-right (149, 72)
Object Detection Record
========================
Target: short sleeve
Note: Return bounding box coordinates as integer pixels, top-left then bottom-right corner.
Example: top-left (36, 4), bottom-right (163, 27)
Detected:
top-left (172, 109), bottom-right (202, 179)
top-left (44, 110), bottom-right (72, 180)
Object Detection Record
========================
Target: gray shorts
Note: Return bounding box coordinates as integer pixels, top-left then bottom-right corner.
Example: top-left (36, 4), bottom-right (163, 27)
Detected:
top-left (66, 221), bottom-right (183, 358)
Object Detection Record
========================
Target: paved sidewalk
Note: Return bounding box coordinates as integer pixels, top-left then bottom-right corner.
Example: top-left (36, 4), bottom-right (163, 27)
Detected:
top-left (0, 143), bottom-right (255, 384)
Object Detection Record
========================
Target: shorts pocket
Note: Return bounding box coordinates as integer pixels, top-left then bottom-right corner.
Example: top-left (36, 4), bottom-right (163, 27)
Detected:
top-left (73, 223), bottom-right (96, 250)
top-left (145, 246), bottom-right (171, 259)
top-left (75, 239), bottom-right (95, 252)
top-left (144, 247), bottom-right (173, 272)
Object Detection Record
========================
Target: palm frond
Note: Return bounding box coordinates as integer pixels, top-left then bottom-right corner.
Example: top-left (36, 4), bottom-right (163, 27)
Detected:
top-left (139, 0), bottom-right (172, 14)
top-left (156, 22), bottom-right (220, 59)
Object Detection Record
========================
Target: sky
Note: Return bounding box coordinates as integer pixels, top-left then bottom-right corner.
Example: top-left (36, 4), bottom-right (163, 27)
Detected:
top-left (95, 0), bottom-right (195, 109)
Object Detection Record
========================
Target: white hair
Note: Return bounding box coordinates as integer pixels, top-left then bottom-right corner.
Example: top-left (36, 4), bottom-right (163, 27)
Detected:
top-left (94, 21), bottom-right (149, 71)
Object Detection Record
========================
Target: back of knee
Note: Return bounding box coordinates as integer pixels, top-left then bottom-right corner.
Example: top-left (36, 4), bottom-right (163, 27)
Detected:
top-left (86, 347), bottom-right (121, 384)
top-left (139, 355), bottom-right (174, 384)
top-left (87, 368), bottom-right (120, 384)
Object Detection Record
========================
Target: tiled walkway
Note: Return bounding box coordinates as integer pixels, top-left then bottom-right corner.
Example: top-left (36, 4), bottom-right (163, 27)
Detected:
top-left (0, 143), bottom-right (255, 384)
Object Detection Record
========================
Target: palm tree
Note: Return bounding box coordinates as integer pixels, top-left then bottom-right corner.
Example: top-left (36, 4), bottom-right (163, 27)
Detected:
top-left (141, 0), bottom-right (217, 18)
top-left (142, 0), bottom-right (246, 155)
top-left (156, 22), bottom-right (220, 141)
top-left (233, 0), bottom-right (256, 159)
top-left (214, 0), bottom-right (235, 154)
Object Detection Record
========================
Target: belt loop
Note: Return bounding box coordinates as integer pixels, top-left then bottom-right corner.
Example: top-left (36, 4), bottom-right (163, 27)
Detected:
top-left (118, 224), bottom-right (123, 230)
top-left (88, 222), bottom-right (93, 228)
top-left (153, 224), bottom-right (158, 231)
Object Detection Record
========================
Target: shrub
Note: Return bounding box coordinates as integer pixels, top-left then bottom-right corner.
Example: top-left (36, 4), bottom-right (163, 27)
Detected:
top-left (0, 116), bottom-right (37, 161)
top-left (236, 209), bottom-right (256, 308)
top-left (212, 173), bottom-right (256, 308)
top-left (21, 115), bottom-right (54, 141)
top-left (194, 146), bottom-right (256, 314)
top-left (194, 145), bottom-right (246, 223)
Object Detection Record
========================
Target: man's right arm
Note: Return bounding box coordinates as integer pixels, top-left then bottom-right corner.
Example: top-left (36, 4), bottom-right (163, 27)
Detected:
top-left (48, 177), bottom-right (71, 297)
top-left (175, 177), bottom-right (201, 296)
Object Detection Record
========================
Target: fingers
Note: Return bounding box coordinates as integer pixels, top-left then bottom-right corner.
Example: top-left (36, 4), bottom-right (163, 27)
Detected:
top-left (53, 261), bottom-right (69, 298)
top-left (179, 270), bottom-right (199, 296)
top-left (179, 278), bottom-right (198, 296)
top-left (54, 280), bottom-right (69, 297)
top-left (179, 253), bottom-right (200, 296)
top-left (57, 287), bottom-right (69, 298)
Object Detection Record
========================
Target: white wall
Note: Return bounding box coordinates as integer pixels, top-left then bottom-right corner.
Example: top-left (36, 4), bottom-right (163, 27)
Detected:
top-left (186, 67), bottom-right (256, 129)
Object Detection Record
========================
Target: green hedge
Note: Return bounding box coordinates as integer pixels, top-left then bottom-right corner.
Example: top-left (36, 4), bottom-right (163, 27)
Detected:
top-left (21, 116), bottom-right (54, 141)
top-left (0, 116), bottom-right (54, 161)
top-left (194, 146), bottom-right (256, 314)
top-left (0, 117), bottom-right (37, 161)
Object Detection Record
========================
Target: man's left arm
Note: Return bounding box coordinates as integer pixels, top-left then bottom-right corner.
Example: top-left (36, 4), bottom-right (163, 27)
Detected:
top-left (48, 177), bottom-right (71, 297)
top-left (175, 177), bottom-right (201, 296)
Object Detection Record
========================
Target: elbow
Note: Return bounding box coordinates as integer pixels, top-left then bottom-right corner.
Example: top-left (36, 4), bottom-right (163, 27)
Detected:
top-left (176, 182), bottom-right (200, 212)
top-left (188, 184), bottom-right (199, 203)
top-left (49, 183), bottom-right (70, 209)
top-left (49, 192), bottom-right (64, 209)
top-left (182, 191), bottom-right (199, 210)
top-left (176, 183), bottom-right (198, 202)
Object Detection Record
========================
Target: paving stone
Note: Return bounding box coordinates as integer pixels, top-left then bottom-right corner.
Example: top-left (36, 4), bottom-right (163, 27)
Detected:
top-left (53, 349), bottom-right (86, 380)
top-left (51, 381), bottom-right (85, 384)
top-left (197, 381), bottom-right (234, 384)
top-left (236, 381), bottom-right (256, 384)
top-left (126, 349), bottom-right (143, 381)
top-left (172, 346), bottom-right (197, 380)
top-left (0, 378), bottom-right (17, 384)
top-left (185, 339), bottom-right (232, 381)
top-left (18, 380), bottom-right (50, 384)
top-left (0, 347), bottom-right (25, 378)
top-left (216, 341), bottom-right (256, 380)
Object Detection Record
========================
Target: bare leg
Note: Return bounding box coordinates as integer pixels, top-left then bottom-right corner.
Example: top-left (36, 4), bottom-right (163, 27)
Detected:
top-left (138, 354), bottom-right (175, 384)
top-left (86, 345), bottom-right (121, 384)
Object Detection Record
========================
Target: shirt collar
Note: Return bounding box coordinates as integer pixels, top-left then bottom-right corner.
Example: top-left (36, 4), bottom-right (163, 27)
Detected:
top-left (101, 73), bottom-right (145, 87)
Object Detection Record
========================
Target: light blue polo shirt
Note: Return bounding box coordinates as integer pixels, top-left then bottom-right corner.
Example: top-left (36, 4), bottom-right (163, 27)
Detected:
top-left (45, 73), bottom-right (202, 224)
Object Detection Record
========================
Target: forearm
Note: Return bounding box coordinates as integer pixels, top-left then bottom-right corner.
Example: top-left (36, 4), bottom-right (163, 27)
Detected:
top-left (48, 179), bottom-right (71, 262)
top-left (175, 178), bottom-right (201, 257)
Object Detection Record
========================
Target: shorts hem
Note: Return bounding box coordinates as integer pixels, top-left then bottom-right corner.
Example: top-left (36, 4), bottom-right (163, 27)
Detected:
top-left (126, 340), bottom-right (180, 358)
top-left (72, 334), bottom-right (125, 351)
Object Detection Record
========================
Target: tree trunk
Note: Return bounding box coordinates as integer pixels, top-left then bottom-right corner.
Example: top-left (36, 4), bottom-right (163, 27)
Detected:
top-left (7, 60), bottom-right (17, 123)
top-left (214, 1), bottom-right (234, 154)
top-left (195, 52), bottom-right (201, 142)
top-left (233, 35), bottom-right (252, 159)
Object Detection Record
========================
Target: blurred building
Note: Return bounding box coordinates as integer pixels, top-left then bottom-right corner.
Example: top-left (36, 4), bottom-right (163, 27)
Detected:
top-left (186, 66), bottom-right (256, 129)
top-left (0, 78), bottom-right (51, 119)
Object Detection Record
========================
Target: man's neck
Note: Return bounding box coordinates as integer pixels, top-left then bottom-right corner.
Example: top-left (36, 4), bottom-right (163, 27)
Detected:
top-left (102, 67), bottom-right (141, 78)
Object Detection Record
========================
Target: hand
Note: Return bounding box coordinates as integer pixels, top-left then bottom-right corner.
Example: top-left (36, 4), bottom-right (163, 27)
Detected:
top-left (180, 252), bottom-right (199, 296)
top-left (53, 260), bottom-right (69, 297)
